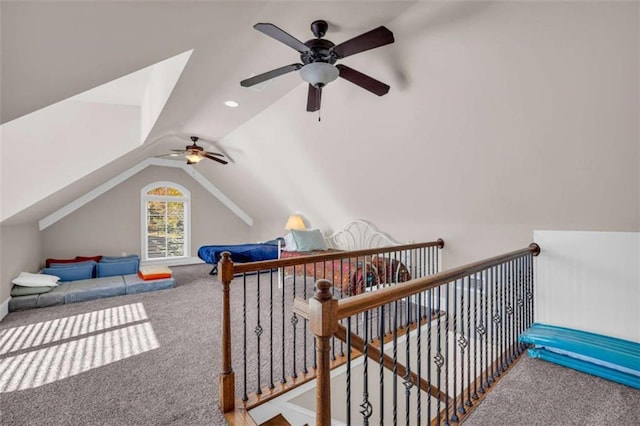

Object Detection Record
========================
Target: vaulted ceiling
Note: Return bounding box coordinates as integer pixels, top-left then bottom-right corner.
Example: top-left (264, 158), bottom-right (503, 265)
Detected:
top-left (2, 1), bottom-right (638, 257)
top-left (1, 0), bottom-right (416, 226)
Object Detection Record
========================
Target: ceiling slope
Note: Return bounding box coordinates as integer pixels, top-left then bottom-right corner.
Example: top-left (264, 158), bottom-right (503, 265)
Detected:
top-left (0, 1), bottom-right (414, 226)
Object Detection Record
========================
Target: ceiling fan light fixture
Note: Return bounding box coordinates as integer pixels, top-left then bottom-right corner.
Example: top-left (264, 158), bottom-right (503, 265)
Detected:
top-left (300, 62), bottom-right (339, 88)
top-left (185, 153), bottom-right (202, 163)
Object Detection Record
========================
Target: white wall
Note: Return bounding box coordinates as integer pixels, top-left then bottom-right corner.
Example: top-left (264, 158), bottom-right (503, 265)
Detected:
top-left (41, 166), bottom-right (250, 262)
top-left (1, 101), bottom-right (140, 221)
top-left (219, 1), bottom-right (639, 268)
top-left (534, 230), bottom-right (640, 343)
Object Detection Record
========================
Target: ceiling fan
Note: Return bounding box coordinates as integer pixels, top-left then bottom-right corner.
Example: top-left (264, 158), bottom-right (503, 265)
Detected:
top-left (163, 136), bottom-right (228, 165)
top-left (240, 20), bottom-right (394, 113)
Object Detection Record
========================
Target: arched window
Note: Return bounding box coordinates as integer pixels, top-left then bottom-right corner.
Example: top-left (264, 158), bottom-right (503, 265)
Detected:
top-left (141, 182), bottom-right (190, 261)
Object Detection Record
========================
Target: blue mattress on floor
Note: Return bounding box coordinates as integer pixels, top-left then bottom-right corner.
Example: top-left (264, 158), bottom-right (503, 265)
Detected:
top-left (197, 242), bottom-right (280, 265)
top-left (519, 323), bottom-right (640, 389)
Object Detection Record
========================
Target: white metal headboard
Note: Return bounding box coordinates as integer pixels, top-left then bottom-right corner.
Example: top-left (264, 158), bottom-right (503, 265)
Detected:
top-left (326, 220), bottom-right (400, 250)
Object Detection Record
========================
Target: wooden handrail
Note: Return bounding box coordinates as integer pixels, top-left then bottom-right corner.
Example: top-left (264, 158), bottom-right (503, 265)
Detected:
top-left (337, 243), bottom-right (540, 320)
top-left (303, 243), bottom-right (539, 426)
top-left (232, 239), bottom-right (444, 274)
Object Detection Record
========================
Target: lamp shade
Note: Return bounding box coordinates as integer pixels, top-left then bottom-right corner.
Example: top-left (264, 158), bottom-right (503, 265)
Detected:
top-left (285, 215), bottom-right (306, 230)
top-left (299, 62), bottom-right (339, 88)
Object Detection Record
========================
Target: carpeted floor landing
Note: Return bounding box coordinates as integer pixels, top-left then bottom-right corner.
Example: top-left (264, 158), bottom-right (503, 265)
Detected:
top-left (0, 263), bottom-right (226, 425)
top-left (1, 264), bottom-right (639, 426)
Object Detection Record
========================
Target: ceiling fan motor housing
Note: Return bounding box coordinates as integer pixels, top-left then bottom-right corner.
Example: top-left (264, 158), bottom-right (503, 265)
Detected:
top-left (310, 20), bottom-right (328, 38)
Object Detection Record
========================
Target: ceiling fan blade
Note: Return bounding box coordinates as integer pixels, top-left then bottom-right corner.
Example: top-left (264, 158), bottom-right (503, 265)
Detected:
top-left (205, 154), bottom-right (228, 165)
top-left (336, 64), bottom-right (390, 96)
top-left (331, 26), bottom-right (394, 59)
top-left (241, 63), bottom-right (303, 87)
top-left (306, 84), bottom-right (322, 112)
top-left (205, 151), bottom-right (225, 157)
top-left (170, 149), bottom-right (187, 153)
top-left (254, 23), bottom-right (311, 53)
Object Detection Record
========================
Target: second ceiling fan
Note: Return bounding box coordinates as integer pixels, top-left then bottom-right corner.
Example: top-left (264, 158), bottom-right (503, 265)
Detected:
top-left (241, 20), bottom-right (394, 113)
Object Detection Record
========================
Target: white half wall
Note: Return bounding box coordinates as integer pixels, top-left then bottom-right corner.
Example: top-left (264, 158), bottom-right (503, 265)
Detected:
top-left (534, 230), bottom-right (640, 343)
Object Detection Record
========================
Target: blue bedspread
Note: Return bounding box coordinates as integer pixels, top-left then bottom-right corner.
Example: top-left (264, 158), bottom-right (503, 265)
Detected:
top-left (197, 242), bottom-right (280, 265)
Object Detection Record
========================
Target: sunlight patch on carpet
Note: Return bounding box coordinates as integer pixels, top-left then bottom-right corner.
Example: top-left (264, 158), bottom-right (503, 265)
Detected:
top-left (0, 303), bottom-right (148, 355)
top-left (0, 304), bottom-right (159, 393)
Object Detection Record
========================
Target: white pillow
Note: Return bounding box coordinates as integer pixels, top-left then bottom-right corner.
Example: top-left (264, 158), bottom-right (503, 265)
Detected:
top-left (284, 232), bottom-right (298, 251)
top-left (12, 272), bottom-right (60, 287)
top-left (291, 229), bottom-right (329, 251)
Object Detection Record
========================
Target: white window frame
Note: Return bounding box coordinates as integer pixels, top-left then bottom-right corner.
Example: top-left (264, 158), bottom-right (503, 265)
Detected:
top-left (140, 181), bottom-right (191, 262)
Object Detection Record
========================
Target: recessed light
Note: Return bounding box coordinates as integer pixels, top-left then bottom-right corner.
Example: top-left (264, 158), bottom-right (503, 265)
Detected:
top-left (225, 100), bottom-right (239, 108)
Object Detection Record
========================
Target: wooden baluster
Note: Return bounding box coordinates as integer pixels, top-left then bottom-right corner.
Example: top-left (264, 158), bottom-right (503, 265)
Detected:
top-left (309, 279), bottom-right (338, 426)
top-left (218, 252), bottom-right (235, 413)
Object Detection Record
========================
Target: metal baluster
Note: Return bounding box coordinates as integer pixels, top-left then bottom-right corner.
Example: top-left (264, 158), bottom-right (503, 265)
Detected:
top-left (500, 262), bottom-right (506, 373)
top-left (291, 266), bottom-right (298, 379)
top-left (507, 260), bottom-right (514, 365)
top-left (379, 304), bottom-right (385, 425)
top-left (476, 270), bottom-right (485, 396)
top-left (347, 316), bottom-right (352, 425)
top-left (331, 260), bottom-right (336, 361)
top-left (482, 268), bottom-right (490, 391)
top-left (281, 267), bottom-right (286, 385)
top-left (517, 256), bottom-right (525, 353)
top-left (427, 287), bottom-right (433, 420)
top-left (256, 272), bottom-right (262, 394)
top-left (516, 258), bottom-right (521, 356)
top-left (465, 275), bottom-right (472, 408)
top-left (303, 270), bottom-right (308, 375)
top-left (404, 294), bottom-right (411, 425)
top-left (457, 277), bottom-right (467, 415)
top-left (416, 290), bottom-right (422, 426)
top-left (444, 281), bottom-right (451, 426)
top-left (269, 269), bottom-right (274, 390)
top-left (491, 265), bottom-right (500, 382)
top-left (528, 255), bottom-right (534, 329)
top-left (472, 272), bottom-right (479, 400)
top-left (435, 284), bottom-right (444, 425)
top-left (355, 257), bottom-right (360, 335)
top-left (393, 299), bottom-right (399, 425)
top-left (242, 273), bottom-right (248, 401)
top-left (450, 279), bottom-right (459, 423)
top-left (340, 258), bottom-right (345, 357)
top-left (361, 310), bottom-right (372, 425)
top-left (509, 260), bottom-right (518, 364)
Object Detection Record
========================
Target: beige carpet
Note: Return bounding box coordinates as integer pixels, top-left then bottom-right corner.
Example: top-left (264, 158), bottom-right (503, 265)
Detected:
top-left (2, 264), bottom-right (638, 425)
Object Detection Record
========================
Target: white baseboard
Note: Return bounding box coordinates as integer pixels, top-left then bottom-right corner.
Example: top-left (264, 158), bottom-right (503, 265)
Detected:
top-left (141, 256), bottom-right (204, 268)
top-left (0, 297), bottom-right (9, 321)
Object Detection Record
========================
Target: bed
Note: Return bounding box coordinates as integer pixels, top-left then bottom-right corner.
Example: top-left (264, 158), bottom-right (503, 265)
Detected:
top-left (198, 239), bottom-right (283, 275)
top-left (280, 220), bottom-right (412, 295)
top-left (199, 221), bottom-right (413, 293)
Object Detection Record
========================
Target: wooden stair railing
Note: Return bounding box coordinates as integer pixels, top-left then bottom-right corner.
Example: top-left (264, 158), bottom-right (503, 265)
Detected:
top-left (296, 243), bottom-right (540, 426)
top-left (217, 239), bottom-right (445, 423)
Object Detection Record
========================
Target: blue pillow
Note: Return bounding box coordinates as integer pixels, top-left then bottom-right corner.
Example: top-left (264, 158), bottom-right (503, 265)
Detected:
top-left (49, 260), bottom-right (97, 278)
top-left (43, 264), bottom-right (94, 282)
top-left (100, 255), bottom-right (139, 263)
top-left (96, 259), bottom-right (138, 278)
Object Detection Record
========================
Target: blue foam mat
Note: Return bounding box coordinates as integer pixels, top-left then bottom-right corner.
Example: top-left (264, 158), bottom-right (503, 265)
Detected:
top-left (519, 323), bottom-right (640, 389)
top-left (527, 348), bottom-right (640, 389)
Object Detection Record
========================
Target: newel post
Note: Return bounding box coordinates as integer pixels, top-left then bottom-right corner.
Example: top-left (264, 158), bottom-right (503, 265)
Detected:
top-left (218, 252), bottom-right (235, 413)
top-left (309, 279), bottom-right (338, 426)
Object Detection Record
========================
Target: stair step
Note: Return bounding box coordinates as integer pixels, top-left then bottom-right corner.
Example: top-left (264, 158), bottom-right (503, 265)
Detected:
top-left (260, 413), bottom-right (293, 426)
